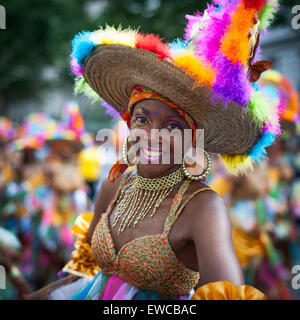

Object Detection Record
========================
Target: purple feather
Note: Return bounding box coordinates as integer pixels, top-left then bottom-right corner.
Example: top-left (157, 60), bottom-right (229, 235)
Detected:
top-left (194, 4), bottom-right (234, 63)
top-left (70, 58), bottom-right (82, 77)
top-left (211, 55), bottom-right (252, 109)
top-left (102, 101), bottom-right (120, 120)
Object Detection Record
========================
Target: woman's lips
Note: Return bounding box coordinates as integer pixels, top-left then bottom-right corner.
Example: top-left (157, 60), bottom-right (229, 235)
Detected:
top-left (140, 148), bottom-right (163, 162)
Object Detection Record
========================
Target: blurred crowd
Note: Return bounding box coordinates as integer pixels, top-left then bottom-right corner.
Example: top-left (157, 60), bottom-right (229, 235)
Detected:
top-left (0, 102), bottom-right (110, 298)
top-left (0, 70), bottom-right (300, 300)
top-left (208, 70), bottom-right (300, 299)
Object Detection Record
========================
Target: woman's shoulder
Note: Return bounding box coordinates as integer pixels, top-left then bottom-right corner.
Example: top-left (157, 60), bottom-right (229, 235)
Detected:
top-left (99, 179), bottom-right (121, 201)
top-left (182, 180), bottom-right (230, 232)
top-left (94, 178), bottom-right (122, 215)
top-left (95, 170), bottom-right (136, 211)
top-left (186, 179), bottom-right (221, 203)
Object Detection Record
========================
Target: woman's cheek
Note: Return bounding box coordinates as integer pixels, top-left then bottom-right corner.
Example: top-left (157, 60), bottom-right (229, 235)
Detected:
top-left (169, 130), bottom-right (186, 159)
top-left (182, 132), bottom-right (192, 155)
top-left (130, 119), bottom-right (149, 131)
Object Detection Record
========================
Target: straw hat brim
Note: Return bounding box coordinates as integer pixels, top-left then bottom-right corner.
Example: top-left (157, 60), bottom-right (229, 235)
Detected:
top-left (83, 44), bottom-right (261, 155)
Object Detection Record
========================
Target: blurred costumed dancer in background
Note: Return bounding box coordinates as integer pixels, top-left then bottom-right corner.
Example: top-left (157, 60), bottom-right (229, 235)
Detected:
top-left (0, 117), bottom-right (31, 299)
top-left (209, 69), bottom-right (300, 299)
top-left (0, 104), bottom-right (94, 298)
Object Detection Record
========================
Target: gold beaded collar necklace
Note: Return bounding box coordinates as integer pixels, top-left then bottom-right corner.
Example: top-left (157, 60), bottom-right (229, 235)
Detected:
top-left (112, 167), bottom-right (185, 234)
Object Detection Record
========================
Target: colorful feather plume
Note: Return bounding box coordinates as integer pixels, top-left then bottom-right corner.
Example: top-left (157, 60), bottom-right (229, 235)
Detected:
top-left (102, 101), bottom-right (121, 120)
top-left (220, 2), bottom-right (257, 65)
top-left (173, 49), bottom-right (216, 87)
top-left (259, 0), bottom-right (280, 30)
top-left (135, 33), bottom-right (171, 60)
top-left (90, 25), bottom-right (137, 47)
top-left (74, 77), bottom-right (100, 104)
top-left (245, 0), bottom-right (267, 10)
top-left (219, 154), bottom-right (254, 175)
top-left (71, 31), bottom-right (95, 66)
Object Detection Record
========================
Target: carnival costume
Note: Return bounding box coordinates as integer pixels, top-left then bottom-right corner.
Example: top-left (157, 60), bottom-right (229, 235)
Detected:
top-left (50, 0), bottom-right (282, 300)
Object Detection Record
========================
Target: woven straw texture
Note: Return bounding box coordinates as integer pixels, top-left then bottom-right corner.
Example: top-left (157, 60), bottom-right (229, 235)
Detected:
top-left (83, 44), bottom-right (261, 155)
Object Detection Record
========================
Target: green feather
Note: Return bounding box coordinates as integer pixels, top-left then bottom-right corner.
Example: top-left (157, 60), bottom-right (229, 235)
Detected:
top-left (74, 77), bottom-right (100, 104)
top-left (247, 91), bottom-right (271, 127)
top-left (259, 0), bottom-right (279, 30)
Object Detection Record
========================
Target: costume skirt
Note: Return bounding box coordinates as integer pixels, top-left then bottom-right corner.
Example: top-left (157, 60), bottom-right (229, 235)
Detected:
top-left (49, 270), bottom-right (193, 300)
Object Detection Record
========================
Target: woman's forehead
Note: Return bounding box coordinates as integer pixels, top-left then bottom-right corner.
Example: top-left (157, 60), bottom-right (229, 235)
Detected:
top-left (133, 99), bottom-right (183, 119)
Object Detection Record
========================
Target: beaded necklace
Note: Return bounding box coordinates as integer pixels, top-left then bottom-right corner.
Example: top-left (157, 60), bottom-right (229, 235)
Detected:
top-left (112, 167), bottom-right (185, 234)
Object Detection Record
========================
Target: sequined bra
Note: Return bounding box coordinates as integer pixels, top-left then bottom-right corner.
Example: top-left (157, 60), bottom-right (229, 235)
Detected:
top-left (91, 174), bottom-right (211, 296)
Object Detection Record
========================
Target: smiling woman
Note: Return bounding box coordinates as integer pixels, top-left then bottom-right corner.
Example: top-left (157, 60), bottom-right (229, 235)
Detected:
top-left (26, 0), bottom-right (281, 300)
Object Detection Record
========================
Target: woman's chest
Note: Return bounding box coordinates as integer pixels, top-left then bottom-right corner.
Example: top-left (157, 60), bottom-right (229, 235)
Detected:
top-left (92, 199), bottom-right (198, 273)
top-left (91, 213), bottom-right (199, 295)
top-left (108, 200), bottom-right (172, 254)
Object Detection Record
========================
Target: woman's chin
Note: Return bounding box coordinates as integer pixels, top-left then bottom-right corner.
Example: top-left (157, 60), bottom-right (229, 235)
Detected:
top-left (136, 162), bottom-right (178, 177)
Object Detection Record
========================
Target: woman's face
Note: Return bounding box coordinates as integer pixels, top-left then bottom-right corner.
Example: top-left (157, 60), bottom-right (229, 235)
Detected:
top-left (129, 99), bottom-right (191, 177)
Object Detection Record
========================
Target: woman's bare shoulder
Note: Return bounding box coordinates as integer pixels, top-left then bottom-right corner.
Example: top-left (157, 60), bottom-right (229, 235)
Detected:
top-left (182, 181), bottom-right (244, 285)
top-left (94, 170), bottom-right (135, 215)
top-left (94, 179), bottom-right (121, 215)
top-left (185, 180), bottom-right (221, 203)
top-left (86, 176), bottom-right (124, 244)
top-left (183, 180), bottom-right (230, 233)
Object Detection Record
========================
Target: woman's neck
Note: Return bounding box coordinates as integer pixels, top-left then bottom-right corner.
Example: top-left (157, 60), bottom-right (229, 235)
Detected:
top-left (136, 163), bottom-right (182, 178)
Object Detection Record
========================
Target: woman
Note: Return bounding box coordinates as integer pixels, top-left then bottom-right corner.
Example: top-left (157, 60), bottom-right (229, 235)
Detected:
top-left (28, 0), bottom-right (280, 300)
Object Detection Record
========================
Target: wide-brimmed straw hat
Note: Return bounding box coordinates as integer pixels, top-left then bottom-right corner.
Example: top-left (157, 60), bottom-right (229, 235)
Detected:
top-left (71, 0), bottom-right (281, 174)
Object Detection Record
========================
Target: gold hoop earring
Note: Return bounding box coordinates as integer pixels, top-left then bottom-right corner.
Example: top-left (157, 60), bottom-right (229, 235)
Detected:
top-left (182, 150), bottom-right (212, 181)
top-left (122, 136), bottom-right (137, 166)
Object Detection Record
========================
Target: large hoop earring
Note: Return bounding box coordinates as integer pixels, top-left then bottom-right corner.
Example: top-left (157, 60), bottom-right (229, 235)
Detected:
top-left (122, 136), bottom-right (137, 167)
top-left (182, 150), bottom-right (212, 181)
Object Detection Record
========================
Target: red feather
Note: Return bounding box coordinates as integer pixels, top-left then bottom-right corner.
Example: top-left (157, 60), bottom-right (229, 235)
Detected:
top-left (135, 33), bottom-right (171, 60)
top-left (244, 0), bottom-right (266, 10)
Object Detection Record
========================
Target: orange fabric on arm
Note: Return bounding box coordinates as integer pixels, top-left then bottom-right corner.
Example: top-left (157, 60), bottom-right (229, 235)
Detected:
top-left (192, 280), bottom-right (268, 300)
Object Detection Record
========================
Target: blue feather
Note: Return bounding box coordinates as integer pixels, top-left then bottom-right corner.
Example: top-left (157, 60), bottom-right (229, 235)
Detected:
top-left (247, 132), bottom-right (275, 163)
top-left (169, 38), bottom-right (189, 53)
top-left (71, 31), bottom-right (96, 66)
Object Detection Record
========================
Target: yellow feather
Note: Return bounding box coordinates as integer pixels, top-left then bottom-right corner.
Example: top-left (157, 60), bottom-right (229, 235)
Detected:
top-left (90, 25), bottom-right (137, 47)
top-left (219, 154), bottom-right (254, 175)
top-left (173, 49), bottom-right (216, 87)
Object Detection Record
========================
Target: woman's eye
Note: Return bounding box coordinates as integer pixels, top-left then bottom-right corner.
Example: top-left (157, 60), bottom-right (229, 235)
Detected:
top-left (136, 116), bottom-right (148, 124)
top-left (166, 123), bottom-right (181, 130)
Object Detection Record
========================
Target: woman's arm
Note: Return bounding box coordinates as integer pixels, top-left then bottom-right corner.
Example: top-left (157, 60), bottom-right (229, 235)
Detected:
top-left (86, 179), bottom-right (121, 244)
top-left (187, 190), bottom-right (244, 287)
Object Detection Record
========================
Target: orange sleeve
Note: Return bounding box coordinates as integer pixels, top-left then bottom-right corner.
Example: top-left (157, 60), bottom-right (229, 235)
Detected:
top-left (63, 213), bottom-right (100, 278)
top-left (192, 281), bottom-right (267, 300)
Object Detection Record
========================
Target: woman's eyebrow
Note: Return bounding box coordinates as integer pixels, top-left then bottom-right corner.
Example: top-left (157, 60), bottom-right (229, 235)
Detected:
top-left (165, 115), bottom-right (182, 121)
top-left (164, 115), bottom-right (187, 125)
top-left (136, 106), bottom-right (160, 116)
top-left (135, 106), bottom-right (185, 123)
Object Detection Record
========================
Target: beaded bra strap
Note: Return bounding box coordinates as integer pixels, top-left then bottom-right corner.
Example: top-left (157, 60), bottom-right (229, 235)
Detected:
top-left (163, 179), bottom-right (190, 234)
top-left (164, 185), bottom-right (212, 234)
